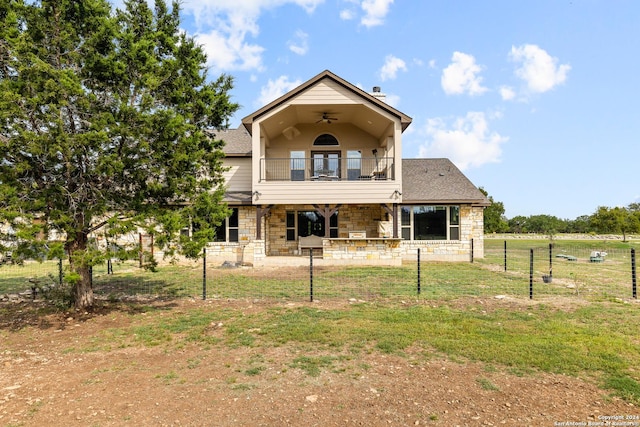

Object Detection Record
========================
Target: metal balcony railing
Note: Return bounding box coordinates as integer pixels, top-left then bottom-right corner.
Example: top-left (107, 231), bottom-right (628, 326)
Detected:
top-left (259, 157), bottom-right (394, 182)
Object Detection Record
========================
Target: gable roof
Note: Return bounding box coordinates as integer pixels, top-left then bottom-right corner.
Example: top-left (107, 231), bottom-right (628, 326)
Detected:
top-left (241, 70), bottom-right (412, 134)
top-left (214, 127), bottom-right (251, 157)
top-left (401, 158), bottom-right (490, 206)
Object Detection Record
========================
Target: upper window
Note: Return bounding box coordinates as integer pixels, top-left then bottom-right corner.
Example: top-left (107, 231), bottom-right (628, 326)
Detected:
top-left (290, 150), bottom-right (305, 181)
top-left (401, 206), bottom-right (460, 241)
top-left (313, 134), bottom-right (339, 146)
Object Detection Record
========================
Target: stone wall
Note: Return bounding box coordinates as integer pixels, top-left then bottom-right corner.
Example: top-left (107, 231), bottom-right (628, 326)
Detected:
top-left (322, 238), bottom-right (403, 266)
top-left (265, 204), bottom-right (388, 256)
top-left (399, 205), bottom-right (485, 261)
top-left (206, 204), bottom-right (485, 263)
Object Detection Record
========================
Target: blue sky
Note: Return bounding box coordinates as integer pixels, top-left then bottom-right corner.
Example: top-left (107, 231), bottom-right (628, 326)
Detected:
top-left (111, 0), bottom-right (640, 220)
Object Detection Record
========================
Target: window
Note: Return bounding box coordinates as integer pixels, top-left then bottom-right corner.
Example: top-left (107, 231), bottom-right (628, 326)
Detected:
top-left (346, 150), bottom-right (361, 181)
top-left (313, 134), bottom-right (339, 146)
top-left (401, 205), bottom-right (460, 240)
top-left (286, 210), bottom-right (338, 240)
top-left (214, 208), bottom-right (239, 242)
top-left (290, 150), bottom-right (305, 181)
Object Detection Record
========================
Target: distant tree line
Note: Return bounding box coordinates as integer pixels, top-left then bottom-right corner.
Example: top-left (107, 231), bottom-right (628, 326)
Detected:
top-left (480, 189), bottom-right (640, 240)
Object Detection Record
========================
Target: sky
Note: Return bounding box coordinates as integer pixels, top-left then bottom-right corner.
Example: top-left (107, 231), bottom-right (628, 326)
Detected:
top-left (110, 0), bottom-right (640, 220)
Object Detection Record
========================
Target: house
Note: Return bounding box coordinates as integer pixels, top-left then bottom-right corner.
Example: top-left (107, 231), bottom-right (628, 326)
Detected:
top-left (207, 70), bottom-right (489, 266)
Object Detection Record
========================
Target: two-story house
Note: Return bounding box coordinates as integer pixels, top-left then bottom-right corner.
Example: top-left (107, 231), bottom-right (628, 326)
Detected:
top-left (208, 70), bottom-right (489, 266)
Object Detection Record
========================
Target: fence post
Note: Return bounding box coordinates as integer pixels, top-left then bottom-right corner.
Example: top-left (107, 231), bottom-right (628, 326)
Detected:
top-left (309, 248), bottom-right (314, 302)
top-left (632, 248), bottom-right (637, 299)
top-left (503, 240), bottom-right (507, 272)
top-left (417, 248), bottom-right (421, 295)
top-left (470, 238), bottom-right (474, 263)
top-left (529, 249), bottom-right (534, 300)
top-left (202, 248), bottom-right (207, 300)
top-left (549, 243), bottom-right (553, 280)
top-left (58, 258), bottom-right (63, 286)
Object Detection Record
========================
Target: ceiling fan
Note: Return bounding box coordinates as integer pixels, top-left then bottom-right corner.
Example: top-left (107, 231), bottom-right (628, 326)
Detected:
top-left (316, 112), bottom-right (338, 124)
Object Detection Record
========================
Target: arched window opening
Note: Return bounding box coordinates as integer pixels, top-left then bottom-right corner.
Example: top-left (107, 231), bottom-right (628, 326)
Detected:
top-left (313, 134), bottom-right (339, 146)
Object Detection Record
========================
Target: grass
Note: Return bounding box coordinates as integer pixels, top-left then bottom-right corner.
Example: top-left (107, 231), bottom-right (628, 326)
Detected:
top-left (61, 297), bottom-right (640, 404)
top-left (2, 238), bottom-right (637, 303)
top-left (3, 238), bottom-right (640, 404)
top-left (290, 355), bottom-right (337, 377)
top-left (476, 377), bottom-right (500, 391)
top-left (480, 238), bottom-right (638, 300)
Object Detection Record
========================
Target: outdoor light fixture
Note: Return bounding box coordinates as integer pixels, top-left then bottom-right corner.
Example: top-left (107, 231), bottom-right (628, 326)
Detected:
top-left (372, 149), bottom-right (378, 156)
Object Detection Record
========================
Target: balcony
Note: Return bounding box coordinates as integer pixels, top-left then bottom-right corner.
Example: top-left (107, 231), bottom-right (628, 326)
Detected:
top-left (259, 157), bottom-right (394, 182)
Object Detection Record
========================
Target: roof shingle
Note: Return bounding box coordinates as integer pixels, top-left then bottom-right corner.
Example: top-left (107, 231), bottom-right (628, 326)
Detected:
top-left (214, 127), bottom-right (252, 156)
top-left (401, 158), bottom-right (489, 205)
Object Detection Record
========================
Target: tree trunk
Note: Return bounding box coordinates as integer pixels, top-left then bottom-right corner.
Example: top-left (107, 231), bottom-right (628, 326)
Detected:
top-left (73, 265), bottom-right (94, 309)
top-left (67, 232), bottom-right (94, 309)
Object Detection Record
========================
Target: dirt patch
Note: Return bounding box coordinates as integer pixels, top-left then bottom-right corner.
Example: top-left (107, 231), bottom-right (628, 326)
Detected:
top-left (0, 299), bottom-right (636, 426)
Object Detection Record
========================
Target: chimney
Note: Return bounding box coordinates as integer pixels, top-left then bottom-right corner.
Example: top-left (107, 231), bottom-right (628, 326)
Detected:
top-left (371, 86), bottom-right (386, 103)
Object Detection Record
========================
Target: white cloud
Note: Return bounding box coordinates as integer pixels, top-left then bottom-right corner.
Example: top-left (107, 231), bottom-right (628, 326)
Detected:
top-left (182, 0), bottom-right (324, 72)
top-left (287, 30), bottom-right (309, 55)
top-left (509, 44), bottom-right (570, 93)
top-left (379, 55), bottom-right (407, 81)
top-left (256, 75), bottom-right (303, 106)
top-left (196, 29), bottom-right (265, 72)
top-left (361, 0), bottom-right (394, 27)
top-left (384, 93), bottom-right (400, 107)
top-left (418, 112), bottom-right (507, 170)
top-left (499, 86), bottom-right (516, 101)
top-left (428, 59), bottom-right (437, 69)
top-left (339, 7), bottom-right (355, 20)
top-left (441, 52), bottom-right (488, 96)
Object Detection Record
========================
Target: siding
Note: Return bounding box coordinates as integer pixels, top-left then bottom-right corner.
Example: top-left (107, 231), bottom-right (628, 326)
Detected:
top-left (293, 80), bottom-right (364, 105)
top-left (253, 181), bottom-right (402, 205)
top-left (223, 158), bottom-right (251, 192)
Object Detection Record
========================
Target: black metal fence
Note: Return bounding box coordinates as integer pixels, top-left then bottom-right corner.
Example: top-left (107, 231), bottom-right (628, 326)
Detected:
top-left (480, 240), bottom-right (637, 301)
top-left (1, 242), bottom-right (638, 303)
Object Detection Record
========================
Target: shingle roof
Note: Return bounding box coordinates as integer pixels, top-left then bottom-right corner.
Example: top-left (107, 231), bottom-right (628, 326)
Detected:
top-left (213, 127), bottom-right (251, 156)
top-left (401, 158), bottom-right (490, 206)
top-left (223, 191), bottom-right (252, 204)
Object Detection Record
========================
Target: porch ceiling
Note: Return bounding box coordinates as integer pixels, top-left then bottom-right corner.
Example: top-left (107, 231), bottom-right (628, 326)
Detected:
top-left (259, 104), bottom-right (392, 141)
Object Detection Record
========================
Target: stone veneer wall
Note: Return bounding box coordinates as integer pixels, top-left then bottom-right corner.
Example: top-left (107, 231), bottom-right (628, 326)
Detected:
top-left (206, 204), bottom-right (484, 264)
top-left (266, 204), bottom-right (388, 256)
top-left (399, 205), bottom-right (485, 261)
top-left (322, 238), bottom-right (403, 266)
top-left (205, 206), bottom-right (262, 265)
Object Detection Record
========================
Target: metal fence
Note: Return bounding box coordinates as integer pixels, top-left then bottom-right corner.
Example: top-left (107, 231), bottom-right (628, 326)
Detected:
top-left (479, 241), bottom-right (637, 301)
top-left (1, 243), bottom-right (637, 303)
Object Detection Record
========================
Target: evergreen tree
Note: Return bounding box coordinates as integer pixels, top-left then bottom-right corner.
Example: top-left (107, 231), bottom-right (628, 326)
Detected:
top-left (479, 187), bottom-right (508, 233)
top-left (0, 0), bottom-right (238, 308)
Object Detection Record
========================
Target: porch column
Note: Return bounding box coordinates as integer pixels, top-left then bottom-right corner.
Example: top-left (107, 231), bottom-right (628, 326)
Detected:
top-left (313, 204), bottom-right (341, 238)
top-left (380, 203), bottom-right (399, 238)
top-left (255, 205), bottom-right (273, 240)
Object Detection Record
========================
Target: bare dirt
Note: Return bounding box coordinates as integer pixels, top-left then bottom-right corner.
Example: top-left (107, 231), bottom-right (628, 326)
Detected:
top-left (0, 298), bottom-right (637, 427)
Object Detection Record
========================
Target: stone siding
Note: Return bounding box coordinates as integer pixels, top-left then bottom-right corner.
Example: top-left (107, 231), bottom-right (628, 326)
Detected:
top-left (400, 205), bottom-right (485, 261)
top-left (206, 204), bottom-right (485, 264)
top-left (265, 204), bottom-right (388, 256)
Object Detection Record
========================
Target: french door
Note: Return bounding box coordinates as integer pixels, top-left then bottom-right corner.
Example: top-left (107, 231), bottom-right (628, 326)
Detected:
top-left (312, 151), bottom-right (340, 178)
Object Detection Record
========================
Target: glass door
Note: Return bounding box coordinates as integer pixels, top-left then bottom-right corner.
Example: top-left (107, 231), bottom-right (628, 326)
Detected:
top-left (312, 151), bottom-right (340, 179)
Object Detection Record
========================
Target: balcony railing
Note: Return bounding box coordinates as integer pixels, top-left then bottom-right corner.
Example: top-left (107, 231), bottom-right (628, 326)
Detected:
top-left (259, 157), bottom-right (394, 182)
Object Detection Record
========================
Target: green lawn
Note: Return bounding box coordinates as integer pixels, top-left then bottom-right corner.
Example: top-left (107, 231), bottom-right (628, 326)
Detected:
top-left (68, 298), bottom-right (640, 404)
top-left (2, 240), bottom-right (640, 405)
top-left (480, 238), bottom-right (638, 301)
